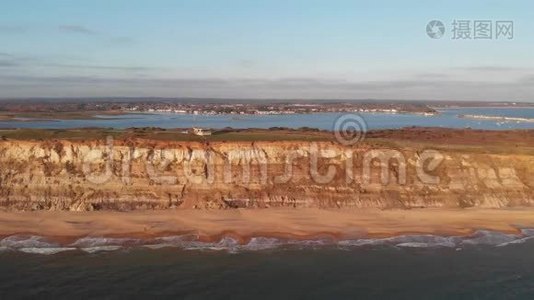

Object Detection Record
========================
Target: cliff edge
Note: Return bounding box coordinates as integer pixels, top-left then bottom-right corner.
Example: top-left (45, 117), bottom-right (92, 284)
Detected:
top-left (0, 128), bottom-right (532, 211)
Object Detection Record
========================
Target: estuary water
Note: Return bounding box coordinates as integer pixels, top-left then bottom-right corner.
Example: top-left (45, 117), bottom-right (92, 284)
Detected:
top-left (1, 107), bottom-right (534, 130)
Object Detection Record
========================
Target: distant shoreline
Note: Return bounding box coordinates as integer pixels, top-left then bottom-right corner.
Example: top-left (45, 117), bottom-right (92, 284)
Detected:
top-left (459, 114), bottom-right (534, 123)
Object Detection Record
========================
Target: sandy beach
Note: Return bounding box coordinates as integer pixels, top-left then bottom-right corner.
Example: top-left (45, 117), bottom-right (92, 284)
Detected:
top-left (1, 208), bottom-right (534, 243)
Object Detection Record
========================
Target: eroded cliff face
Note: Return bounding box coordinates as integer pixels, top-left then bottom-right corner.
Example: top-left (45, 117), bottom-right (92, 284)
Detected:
top-left (0, 139), bottom-right (533, 211)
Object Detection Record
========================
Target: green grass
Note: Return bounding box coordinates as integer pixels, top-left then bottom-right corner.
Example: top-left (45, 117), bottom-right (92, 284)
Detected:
top-left (0, 129), bottom-right (122, 140)
top-left (1, 128), bottom-right (532, 156)
top-left (0, 128), bottom-right (335, 142)
top-left (370, 138), bottom-right (534, 155)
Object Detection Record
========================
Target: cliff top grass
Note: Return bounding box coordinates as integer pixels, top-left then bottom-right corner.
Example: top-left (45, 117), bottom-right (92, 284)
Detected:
top-left (0, 127), bottom-right (532, 155)
top-left (0, 127), bottom-right (534, 155)
top-left (0, 127), bottom-right (334, 142)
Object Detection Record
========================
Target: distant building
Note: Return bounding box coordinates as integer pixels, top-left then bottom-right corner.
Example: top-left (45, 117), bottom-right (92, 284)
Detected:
top-left (192, 127), bottom-right (212, 136)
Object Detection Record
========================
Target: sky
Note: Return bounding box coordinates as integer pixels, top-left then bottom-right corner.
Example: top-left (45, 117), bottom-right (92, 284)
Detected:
top-left (0, 0), bottom-right (533, 101)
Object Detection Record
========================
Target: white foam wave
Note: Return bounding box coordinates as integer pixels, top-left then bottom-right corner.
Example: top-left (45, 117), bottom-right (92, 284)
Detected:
top-left (0, 235), bottom-right (59, 249)
top-left (287, 238), bottom-right (333, 248)
top-left (71, 237), bottom-right (144, 253)
top-left (19, 247), bottom-right (76, 255)
top-left (70, 237), bottom-right (141, 248)
top-left (520, 229), bottom-right (534, 236)
top-left (0, 235), bottom-right (78, 255)
top-left (81, 246), bottom-right (123, 253)
top-left (461, 230), bottom-right (518, 246)
top-left (497, 236), bottom-right (534, 247)
top-left (396, 242), bottom-right (435, 248)
top-left (339, 235), bottom-right (458, 248)
top-left (146, 236), bottom-right (284, 252)
top-left (243, 237), bottom-right (284, 251)
top-left (2, 228), bottom-right (534, 255)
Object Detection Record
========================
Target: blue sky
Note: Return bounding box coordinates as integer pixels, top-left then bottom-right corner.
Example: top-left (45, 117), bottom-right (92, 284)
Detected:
top-left (0, 0), bottom-right (533, 100)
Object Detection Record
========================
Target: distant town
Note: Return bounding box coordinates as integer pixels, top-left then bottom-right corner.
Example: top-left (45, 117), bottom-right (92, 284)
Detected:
top-left (0, 98), bottom-right (531, 118)
top-left (0, 98), bottom-right (440, 116)
top-left (123, 101), bottom-right (438, 115)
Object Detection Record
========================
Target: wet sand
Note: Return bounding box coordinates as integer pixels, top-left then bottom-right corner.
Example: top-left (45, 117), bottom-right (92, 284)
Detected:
top-left (1, 208), bottom-right (533, 243)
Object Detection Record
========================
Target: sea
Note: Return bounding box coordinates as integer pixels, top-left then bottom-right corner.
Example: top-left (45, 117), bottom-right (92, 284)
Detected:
top-left (2, 107), bottom-right (534, 299)
top-left (2, 230), bottom-right (534, 299)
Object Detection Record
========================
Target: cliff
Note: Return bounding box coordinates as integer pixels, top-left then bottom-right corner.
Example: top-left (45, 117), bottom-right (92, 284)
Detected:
top-left (0, 129), bottom-right (533, 211)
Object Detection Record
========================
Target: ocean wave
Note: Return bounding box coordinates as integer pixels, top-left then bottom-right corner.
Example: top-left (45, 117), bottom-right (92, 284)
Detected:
top-left (146, 236), bottom-right (283, 253)
top-left (70, 237), bottom-right (144, 253)
top-left (18, 247), bottom-right (76, 255)
top-left (461, 230), bottom-right (517, 246)
top-left (339, 234), bottom-right (459, 248)
top-left (81, 246), bottom-right (123, 253)
top-left (0, 235), bottom-right (59, 249)
top-left (2, 229), bottom-right (534, 255)
top-left (70, 237), bottom-right (142, 248)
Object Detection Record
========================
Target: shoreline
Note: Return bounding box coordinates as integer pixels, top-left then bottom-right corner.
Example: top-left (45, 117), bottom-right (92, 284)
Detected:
top-left (458, 114), bottom-right (534, 123)
top-left (2, 208), bottom-right (534, 244)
